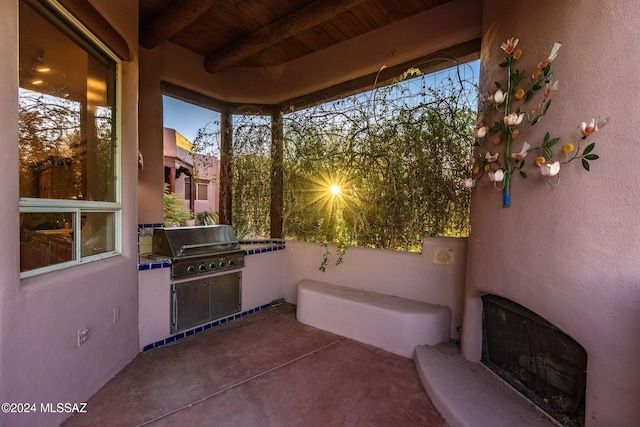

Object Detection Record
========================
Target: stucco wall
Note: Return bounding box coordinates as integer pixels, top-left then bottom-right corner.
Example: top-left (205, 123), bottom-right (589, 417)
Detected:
top-left (138, 46), bottom-right (165, 224)
top-left (0, 1), bottom-right (140, 426)
top-left (241, 250), bottom-right (286, 311)
top-left (462, 1), bottom-right (640, 425)
top-left (284, 238), bottom-right (467, 340)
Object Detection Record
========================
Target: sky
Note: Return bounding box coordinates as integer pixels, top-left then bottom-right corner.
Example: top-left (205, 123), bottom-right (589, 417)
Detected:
top-left (163, 95), bottom-right (220, 143)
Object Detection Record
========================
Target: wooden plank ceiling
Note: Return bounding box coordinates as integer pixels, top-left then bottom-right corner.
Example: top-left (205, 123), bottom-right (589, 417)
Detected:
top-left (139, 0), bottom-right (454, 75)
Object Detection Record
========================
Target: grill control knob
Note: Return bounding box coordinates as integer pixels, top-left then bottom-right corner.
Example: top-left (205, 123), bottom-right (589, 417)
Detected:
top-left (198, 264), bottom-right (208, 272)
top-left (228, 260), bottom-right (236, 266)
top-left (187, 266), bottom-right (196, 273)
top-left (209, 263), bottom-right (217, 270)
top-left (218, 261), bottom-right (226, 268)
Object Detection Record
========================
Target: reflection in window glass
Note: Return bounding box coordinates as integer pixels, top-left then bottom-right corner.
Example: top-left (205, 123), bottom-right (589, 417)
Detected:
top-left (81, 212), bottom-right (115, 257)
top-left (20, 212), bottom-right (75, 272)
top-left (18, 1), bottom-right (116, 201)
top-left (18, 0), bottom-right (120, 277)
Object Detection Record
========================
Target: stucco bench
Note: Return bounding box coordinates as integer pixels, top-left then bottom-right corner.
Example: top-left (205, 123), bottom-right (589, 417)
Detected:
top-left (296, 280), bottom-right (450, 357)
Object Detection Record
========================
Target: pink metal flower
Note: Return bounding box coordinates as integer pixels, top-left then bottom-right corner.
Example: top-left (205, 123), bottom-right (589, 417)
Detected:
top-left (485, 152), bottom-right (499, 162)
top-left (537, 42), bottom-right (562, 69)
top-left (501, 37), bottom-right (519, 54)
top-left (503, 112), bottom-right (524, 126)
top-left (474, 124), bottom-right (489, 139)
top-left (463, 178), bottom-right (476, 189)
top-left (580, 117), bottom-right (610, 137)
top-left (488, 169), bottom-right (504, 182)
top-left (489, 89), bottom-right (506, 105)
top-left (511, 142), bottom-right (531, 161)
top-left (539, 161), bottom-right (560, 177)
top-left (544, 80), bottom-right (559, 99)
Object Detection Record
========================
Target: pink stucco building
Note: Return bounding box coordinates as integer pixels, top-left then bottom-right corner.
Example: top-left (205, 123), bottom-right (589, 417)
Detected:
top-left (162, 127), bottom-right (219, 222)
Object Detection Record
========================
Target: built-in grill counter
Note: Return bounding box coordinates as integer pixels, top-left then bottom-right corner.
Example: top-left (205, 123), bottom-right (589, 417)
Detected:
top-left (137, 223), bottom-right (286, 352)
top-left (152, 225), bottom-right (245, 334)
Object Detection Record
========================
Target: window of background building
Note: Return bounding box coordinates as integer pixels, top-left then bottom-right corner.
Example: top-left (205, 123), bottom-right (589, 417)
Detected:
top-left (197, 182), bottom-right (208, 201)
top-left (184, 177), bottom-right (192, 200)
top-left (18, 0), bottom-right (120, 277)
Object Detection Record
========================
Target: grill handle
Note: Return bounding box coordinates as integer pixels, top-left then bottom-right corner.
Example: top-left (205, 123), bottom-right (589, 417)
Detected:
top-left (178, 242), bottom-right (237, 255)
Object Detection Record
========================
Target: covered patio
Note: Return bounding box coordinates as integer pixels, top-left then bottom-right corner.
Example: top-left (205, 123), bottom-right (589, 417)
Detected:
top-left (62, 303), bottom-right (447, 426)
top-left (1, 1), bottom-right (639, 427)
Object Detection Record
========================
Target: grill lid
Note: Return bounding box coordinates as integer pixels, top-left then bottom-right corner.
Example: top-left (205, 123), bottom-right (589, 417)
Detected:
top-left (152, 225), bottom-right (240, 258)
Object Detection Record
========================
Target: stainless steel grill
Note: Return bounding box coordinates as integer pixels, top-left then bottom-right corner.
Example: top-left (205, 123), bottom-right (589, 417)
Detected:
top-left (151, 225), bottom-right (245, 334)
top-left (152, 225), bottom-right (245, 280)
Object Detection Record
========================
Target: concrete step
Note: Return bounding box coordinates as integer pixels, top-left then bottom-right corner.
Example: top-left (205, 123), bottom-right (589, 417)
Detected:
top-left (414, 342), bottom-right (558, 427)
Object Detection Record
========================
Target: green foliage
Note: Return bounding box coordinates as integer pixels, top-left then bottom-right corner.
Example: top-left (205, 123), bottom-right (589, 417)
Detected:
top-left (192, 65), bottom-right (477, 252)
top-left (230, 114), bottom-right (272, 239)
top-left (282, 71), bottom-right (475, 252)
top-left (163, 184), bottom-right (192, 226)
top-left (580, 143), bottom-right (598, 171)
top-left (196, 209), bottom-right (218, 225)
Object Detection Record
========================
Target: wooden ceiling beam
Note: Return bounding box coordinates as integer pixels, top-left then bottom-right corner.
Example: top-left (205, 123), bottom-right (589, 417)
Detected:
top-left (140, 0), bottom-right (219, 49)
top-left (203, 0), bottom-right (369, 74)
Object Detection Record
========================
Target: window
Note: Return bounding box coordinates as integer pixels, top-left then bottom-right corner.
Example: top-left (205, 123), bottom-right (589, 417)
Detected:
top-left (19, 0), bottom-right (120, 277)
top-left (184, 177), bottom-right (192, 200)
top-left (197, 182), bottom-right (208, 200)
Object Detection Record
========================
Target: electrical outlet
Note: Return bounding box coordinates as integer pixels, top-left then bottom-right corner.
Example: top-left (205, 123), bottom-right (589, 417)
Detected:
top-left (77, 328), bottom-right (89, 347)
top-left (113, 306), bottom-right (120, 323)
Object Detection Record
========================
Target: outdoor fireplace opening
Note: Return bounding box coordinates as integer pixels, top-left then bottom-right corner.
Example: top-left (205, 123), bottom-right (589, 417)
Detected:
top-left (482, 295), bottom-right (587, 427)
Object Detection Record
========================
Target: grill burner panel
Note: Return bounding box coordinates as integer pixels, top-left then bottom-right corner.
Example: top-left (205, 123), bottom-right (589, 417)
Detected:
top-left (152, 225), bottom-right (245, 280)
top-left (171, 252), bottom-right (244, 279)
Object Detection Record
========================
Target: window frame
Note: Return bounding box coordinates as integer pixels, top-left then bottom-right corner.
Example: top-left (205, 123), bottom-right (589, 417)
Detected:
top-left (196, 180), bottom-right (209, 201)
top-left (19, 0), bottom-right (122, 279)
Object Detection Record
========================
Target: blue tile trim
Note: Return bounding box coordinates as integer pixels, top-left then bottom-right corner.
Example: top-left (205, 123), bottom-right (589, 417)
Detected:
top-left (240, 239), bottom-right (286, 256)
top-left (142, 303), bottom-right (272, 352)
top-left (138, 260), bottom-right (172, 271)
top-left (138, 223), bottom-right (167, 269)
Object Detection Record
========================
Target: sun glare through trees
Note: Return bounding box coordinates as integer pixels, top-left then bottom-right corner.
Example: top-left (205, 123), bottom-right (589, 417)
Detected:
top-left (191, 60), bottom-right (479, 252)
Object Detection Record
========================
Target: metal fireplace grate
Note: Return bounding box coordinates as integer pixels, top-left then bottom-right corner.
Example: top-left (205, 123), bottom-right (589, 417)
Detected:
top-left (482, 295), bottom-right (587, 427)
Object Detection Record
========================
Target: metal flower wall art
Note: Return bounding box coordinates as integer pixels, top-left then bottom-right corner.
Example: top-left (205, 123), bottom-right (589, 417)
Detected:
top-left (467, 37), bottom-right (609, 207)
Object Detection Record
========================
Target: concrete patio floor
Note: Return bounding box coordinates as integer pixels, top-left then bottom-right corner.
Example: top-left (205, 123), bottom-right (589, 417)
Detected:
top-left (63, 303), bottom-right (447, 427)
